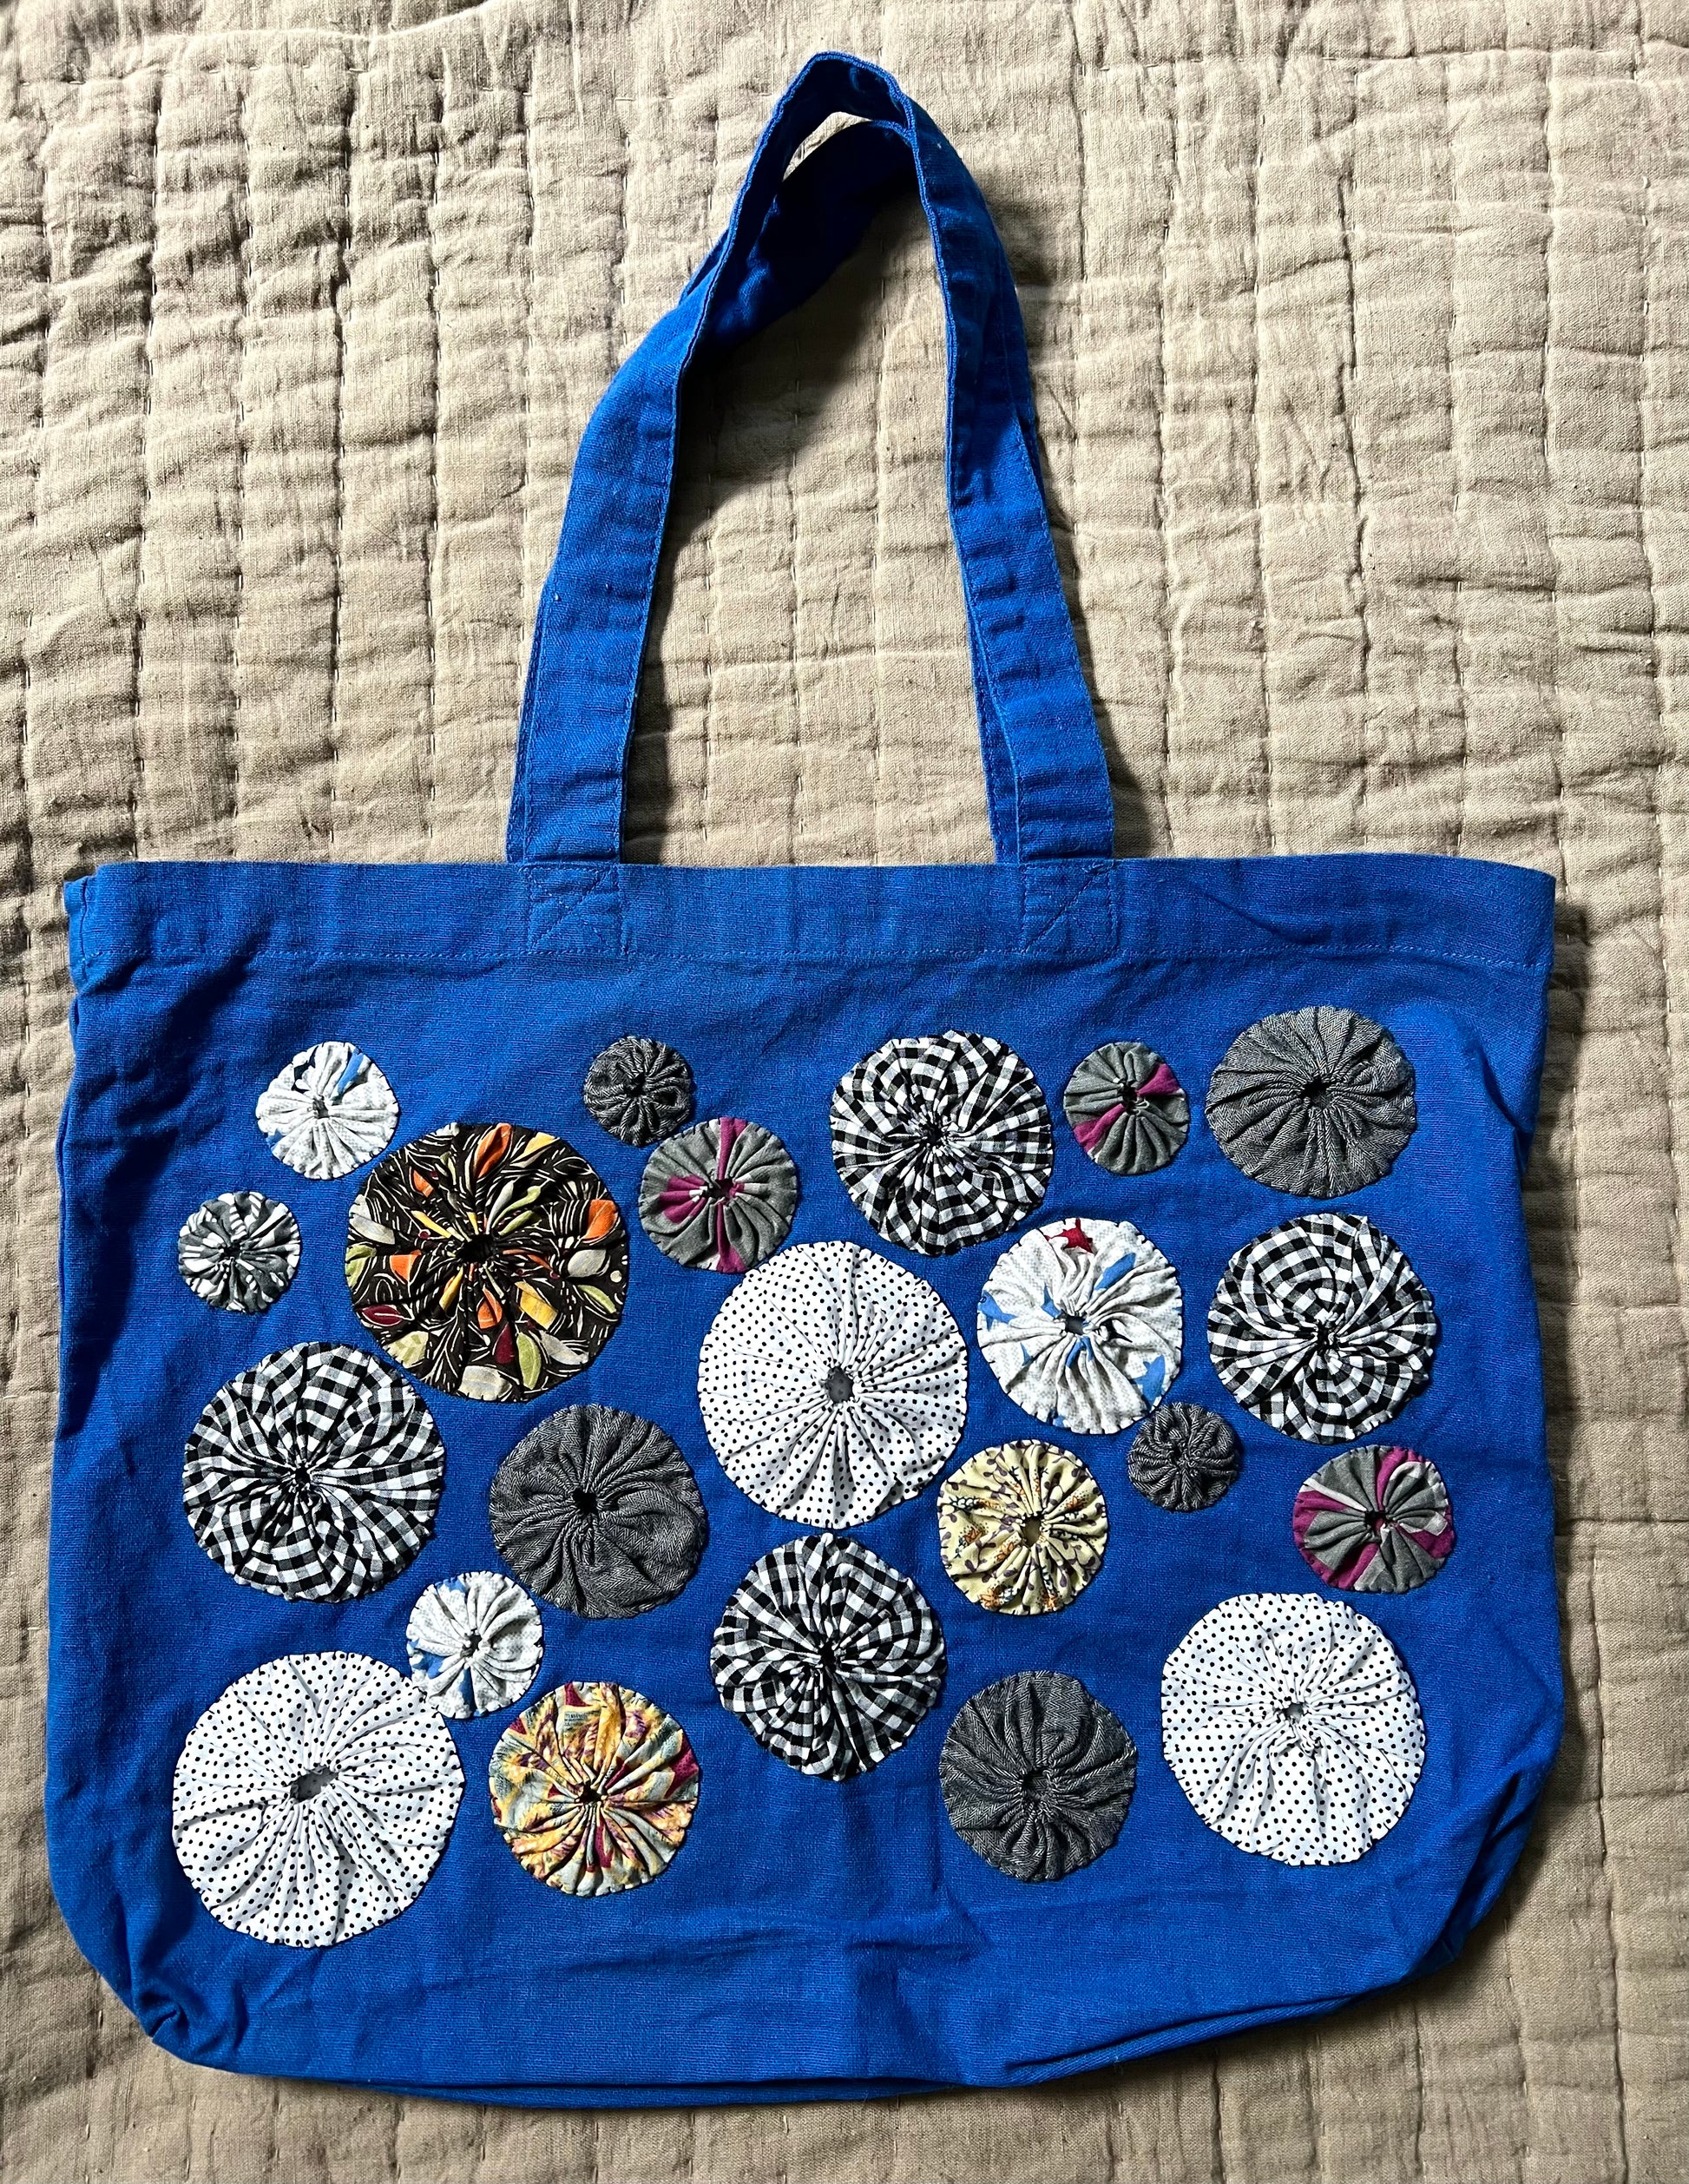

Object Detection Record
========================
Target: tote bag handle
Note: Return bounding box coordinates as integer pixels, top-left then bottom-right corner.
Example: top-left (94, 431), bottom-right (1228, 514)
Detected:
top-left (509, 52), bottom-right (1116, 867)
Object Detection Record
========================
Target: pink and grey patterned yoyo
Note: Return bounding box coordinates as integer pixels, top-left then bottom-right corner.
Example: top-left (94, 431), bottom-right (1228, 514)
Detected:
top-left (940, 1670), bottom-right (1137, 1883)
top-left (1291, 1445), bottom-right (1456, 1594)
top-left (582, 1034), bottom-right (695, 1147)
top-left (1062, 1041), bottom-right (1189, 1176)
top-left (639, 1117), bottom-right (798, 1273)
top-left (1206, 1005), bottom-right (1416, 1199)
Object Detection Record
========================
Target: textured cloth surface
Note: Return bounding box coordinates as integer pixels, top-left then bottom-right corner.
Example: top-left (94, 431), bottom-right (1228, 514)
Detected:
top-left (3, 1), bottom-right (1686, 2178)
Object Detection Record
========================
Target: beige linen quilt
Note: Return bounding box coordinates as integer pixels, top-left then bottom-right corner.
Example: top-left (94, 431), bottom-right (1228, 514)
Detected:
top-left (2, 2), bottom-right (1685, 2177)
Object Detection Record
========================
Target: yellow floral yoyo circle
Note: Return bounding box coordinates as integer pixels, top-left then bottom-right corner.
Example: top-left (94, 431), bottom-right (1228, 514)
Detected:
top-left (937, 1439), bottom-right (1108, 1616)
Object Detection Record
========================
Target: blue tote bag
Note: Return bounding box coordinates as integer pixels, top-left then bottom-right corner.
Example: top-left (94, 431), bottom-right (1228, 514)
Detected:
top-left (49, 54), bottom-right (1561, 2103)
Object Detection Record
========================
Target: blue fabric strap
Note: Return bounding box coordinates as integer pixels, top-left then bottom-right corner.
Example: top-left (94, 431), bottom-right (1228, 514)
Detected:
top-left (509, 53), bottom-right (1116, 866)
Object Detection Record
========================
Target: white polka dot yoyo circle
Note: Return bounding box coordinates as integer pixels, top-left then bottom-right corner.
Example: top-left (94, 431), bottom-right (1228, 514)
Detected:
top-left (697, 1240), bottom-right (968, 1529)
top-left (172, 1651), bottom-right (463, 1947)
top-left (1160, 1592), bottom-right (1425, 1866)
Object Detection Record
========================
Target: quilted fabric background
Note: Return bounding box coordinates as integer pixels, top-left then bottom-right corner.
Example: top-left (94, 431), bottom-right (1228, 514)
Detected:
top-left (3, 1), bottom-right (1686, 2177)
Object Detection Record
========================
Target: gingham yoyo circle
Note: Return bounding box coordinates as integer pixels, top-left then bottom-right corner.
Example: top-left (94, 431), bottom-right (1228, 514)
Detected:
top-left (182, 1341), bottom-right (444, 1602)
top-left (710, 1532), bottom-right (946, 1781)
top-left (1206, 1210), bottom-right (1437, 1443)
top-left (830, 1030), bottom-right (1053, 1255)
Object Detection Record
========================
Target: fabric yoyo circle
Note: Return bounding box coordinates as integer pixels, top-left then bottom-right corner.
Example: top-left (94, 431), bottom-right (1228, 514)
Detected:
top-left (976, 1216), bottom-right (1182, 1435)
top-left (172, 1651), bottom-right (463, 1946)
top-left (582, 1034), bottom-right (694, 1147)
top-left (1127, 1402), bottom-right (1243, 1513)
top-left (1206, 1005), bottom-right (1416, 1198)
top-left (1161, 1592), bottom-right (1425, 1865)
top-left (1206, 1210), bottom-right (1437, 1443)
top-left (710, 1532), bottom-right (946, 1781)
top-left (1062, 1041), bottom-right (1189, 1176)
top-left (177, 1190), bottom-right (300, 1312)
top-left (830, 1030), bottom-right (1053, 1255)
top-left (937, 1441), bottom-right (1108, 1615)
top-left (639, 1116), bottom-right (798, 1273)
top-left (1292, 1445), bottom-right (1456, 1594)
top-left (183, 1341), bottom-right (444, 1600)
top-left (255, 1041), bottom-right (398, 1180)
top-left (405, 1570), bottom-right (543, 1719)
top-left (490, 1404), bottom-right (708, 1620)
top-left (697, 1240), bottom-right (968, 1529)
top-left (489, 1681), bottom-right (700, 1898)
top-left (940, 1670), bottom-right (1137, 1883)
top-left (345, 1121), bottom-right (628, 1404)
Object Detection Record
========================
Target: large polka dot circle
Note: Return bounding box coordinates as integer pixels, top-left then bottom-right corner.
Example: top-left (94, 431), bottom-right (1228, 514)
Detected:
top-left (1160, 1593), bottom-right (1424, 1865)
top-left (697, 1240), bottom-right (969, 1529)
top-left (171, 1651), bottom-right (463, 1947)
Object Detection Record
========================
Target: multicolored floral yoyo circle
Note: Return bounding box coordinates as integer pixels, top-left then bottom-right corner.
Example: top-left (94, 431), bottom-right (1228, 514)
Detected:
top-left (405, 1571), bottom-right (543, 1719)
top-left (1062, 1041), bottom-right (1189, 1176)
top-left (490, 1404), bottom-right (708, 1619)
top-left (830, 1030), bottom-right (1053, 1255)
top-left (582, 1035), bottom-right (695, 1147)
top-left (489, 1681), bottom-right (700, 1898)
top-left (1206, 1005), bottom-right (1416, 1199)
top-left (1206, 1210), bottom-right (1437, 1443)
top-left (177, 1190), bottom-right (299, 1312)
top-left (937, 1441), bottom-right (1108, 1615)
top-left (639, 1116), bottom-right (798, 1273)
top-left (976, 1216), bottom-right (1182, 1435)
top-left (172, 1651), bottom-right (463, 1947)
top-left (182, 1341), bottom-right (445, 1601)
top-left (255, 1040), bottom-right (398, 1180)
top-left (711, 1532), bottom-right (947, 1782)
top-left (1291, 1445), bottom-right (1456, 1594)
top-left (345, 1121), bottom-right (628, 1404)
top-left (1161, 1592), bottom-right (1425, 1865)
top-left (940, 1670), bottom-right (1137, 1883)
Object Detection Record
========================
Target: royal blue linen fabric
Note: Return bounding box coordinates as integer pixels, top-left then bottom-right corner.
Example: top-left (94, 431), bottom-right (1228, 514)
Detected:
top-left (49, 56), bottom-right (1561, 2104)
